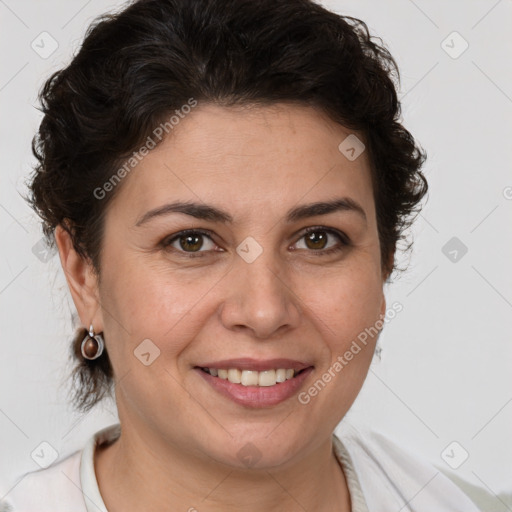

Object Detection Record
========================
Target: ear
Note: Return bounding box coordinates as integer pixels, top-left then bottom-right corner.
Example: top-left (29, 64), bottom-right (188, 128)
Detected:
top-left (54, 224), bottom-right (104, 332)
top-left (382, 247), bottom-right (395, 283)
top-left (379, 291), bottom-right (387, 320)
top-left (379, 247), bottom-right (395, 318)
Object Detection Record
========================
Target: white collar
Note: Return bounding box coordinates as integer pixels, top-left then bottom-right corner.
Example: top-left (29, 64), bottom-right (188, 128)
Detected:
top-left (80, 423), bottom-right (120, 512)
top-left (78, 423), bottom-right (367, 512)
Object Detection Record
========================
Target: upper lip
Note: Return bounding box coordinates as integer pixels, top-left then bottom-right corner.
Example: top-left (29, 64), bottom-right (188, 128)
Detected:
top-left (195, 358), bottom-right (313, 372)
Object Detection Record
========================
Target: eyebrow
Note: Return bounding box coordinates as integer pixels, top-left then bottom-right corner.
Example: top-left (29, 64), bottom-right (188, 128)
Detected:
top-left (134, 197), bottom-right (367, 227)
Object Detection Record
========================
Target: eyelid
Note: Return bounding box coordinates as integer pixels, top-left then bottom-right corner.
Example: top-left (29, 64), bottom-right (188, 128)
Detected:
top-left (291, 225), bottom-right (350, 247)
top-left (290, 229), bottom-right (350, 257)
top-left (161, 228), bottom-right (220, 255)
top-left (161, 226), bottom-right (350, 256)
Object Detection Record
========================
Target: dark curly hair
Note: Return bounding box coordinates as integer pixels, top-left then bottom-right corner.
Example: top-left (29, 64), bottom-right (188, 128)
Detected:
top-left (26, 0), bottom-right (428, 412)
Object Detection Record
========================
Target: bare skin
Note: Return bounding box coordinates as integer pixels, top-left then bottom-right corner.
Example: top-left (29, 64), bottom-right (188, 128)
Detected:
top-left (56, 103), bottom-right (390, 511)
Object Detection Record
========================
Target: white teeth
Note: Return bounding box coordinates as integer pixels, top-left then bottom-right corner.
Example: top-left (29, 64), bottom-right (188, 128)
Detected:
top-left (227, 368), bottom-right (241, 383)
top-left (204, 367), bottom-right (299, 386)
top-left (258, 370), bottom-right (276, 387)
top-left (275, 369), bottom-right (287, 383)
top-left (241, 370), bottom-right (259, 386)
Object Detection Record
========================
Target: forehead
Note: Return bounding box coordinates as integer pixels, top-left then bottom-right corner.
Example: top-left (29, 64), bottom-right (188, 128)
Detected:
top-left (110, 103), bottom-right (375, 223)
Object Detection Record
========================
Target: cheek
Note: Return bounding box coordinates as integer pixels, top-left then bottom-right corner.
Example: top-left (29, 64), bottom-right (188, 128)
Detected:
top-left (303, 275), bottom-right (382, 397)
top-left (99, 255), bottom-right (219, 358)
top-left (300, 264), bottom-right (384, 356)
top-left (100, 236), bottom-right (384, 371)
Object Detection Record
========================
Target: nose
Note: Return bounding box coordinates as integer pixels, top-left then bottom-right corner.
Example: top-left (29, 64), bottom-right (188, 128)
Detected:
top-left (219, 252), bottom-right (302, 339)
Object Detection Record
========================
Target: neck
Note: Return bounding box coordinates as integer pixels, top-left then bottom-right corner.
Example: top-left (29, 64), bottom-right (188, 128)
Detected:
top-left (95, 422), bottom-right (351, 512)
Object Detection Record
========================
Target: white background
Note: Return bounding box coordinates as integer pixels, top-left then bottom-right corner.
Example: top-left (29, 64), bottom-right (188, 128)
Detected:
top-left (1, 0), bottom-right (511, 505)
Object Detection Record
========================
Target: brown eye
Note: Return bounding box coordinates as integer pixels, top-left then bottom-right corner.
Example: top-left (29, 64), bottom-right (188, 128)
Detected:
top-left (304, 230), bottom-right (328, 250)
top-left (179, 233), bottom-right (203, 252)
top-left (294, 228), bottom-right (348, 253)
top-left (164, 230), bottom-right (216, 254)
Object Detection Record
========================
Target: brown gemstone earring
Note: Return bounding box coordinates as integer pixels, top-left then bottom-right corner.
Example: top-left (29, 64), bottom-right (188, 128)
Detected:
top-left (81, 324), bottom-right (105, 360)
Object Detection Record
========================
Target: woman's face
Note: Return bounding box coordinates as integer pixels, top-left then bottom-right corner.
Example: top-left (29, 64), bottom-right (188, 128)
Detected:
top-left (84, 103), bottom-right (388, 468)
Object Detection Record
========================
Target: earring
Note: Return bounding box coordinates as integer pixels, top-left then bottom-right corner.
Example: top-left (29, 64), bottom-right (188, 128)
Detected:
top-left (81, 324), bottom-right (105, 360)
top-left (374, 342), bottom-right (383, 362)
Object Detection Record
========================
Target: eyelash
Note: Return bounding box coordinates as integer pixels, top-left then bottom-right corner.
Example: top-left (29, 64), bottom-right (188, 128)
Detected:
top-left (161, 227), bottom-right (350, 258)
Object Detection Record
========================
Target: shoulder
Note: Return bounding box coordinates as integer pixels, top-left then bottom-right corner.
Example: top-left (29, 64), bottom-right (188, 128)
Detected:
top-left (0, 423), bottom-right (119, 512)
top-left (334, 423), bottom-right (484, 511)
top-left (0, 450), bottom-right (86, 512)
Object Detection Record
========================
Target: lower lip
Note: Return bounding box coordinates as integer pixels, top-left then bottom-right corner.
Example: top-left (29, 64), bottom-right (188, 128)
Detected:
top-left (195, 367), bottom-right (314, 408)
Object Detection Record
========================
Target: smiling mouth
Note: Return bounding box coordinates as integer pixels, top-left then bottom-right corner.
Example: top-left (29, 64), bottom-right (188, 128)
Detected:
top-left (197, 367), bottom-right (310, 387)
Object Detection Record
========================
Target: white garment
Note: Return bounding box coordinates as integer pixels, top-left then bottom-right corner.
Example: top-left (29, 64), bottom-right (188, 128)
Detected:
top-left (0, 423), bottom-right (481, 511)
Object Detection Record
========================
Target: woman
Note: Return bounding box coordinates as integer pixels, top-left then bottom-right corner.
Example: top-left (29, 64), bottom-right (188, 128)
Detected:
top-left (1, 0), bottom-right (483, 510)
